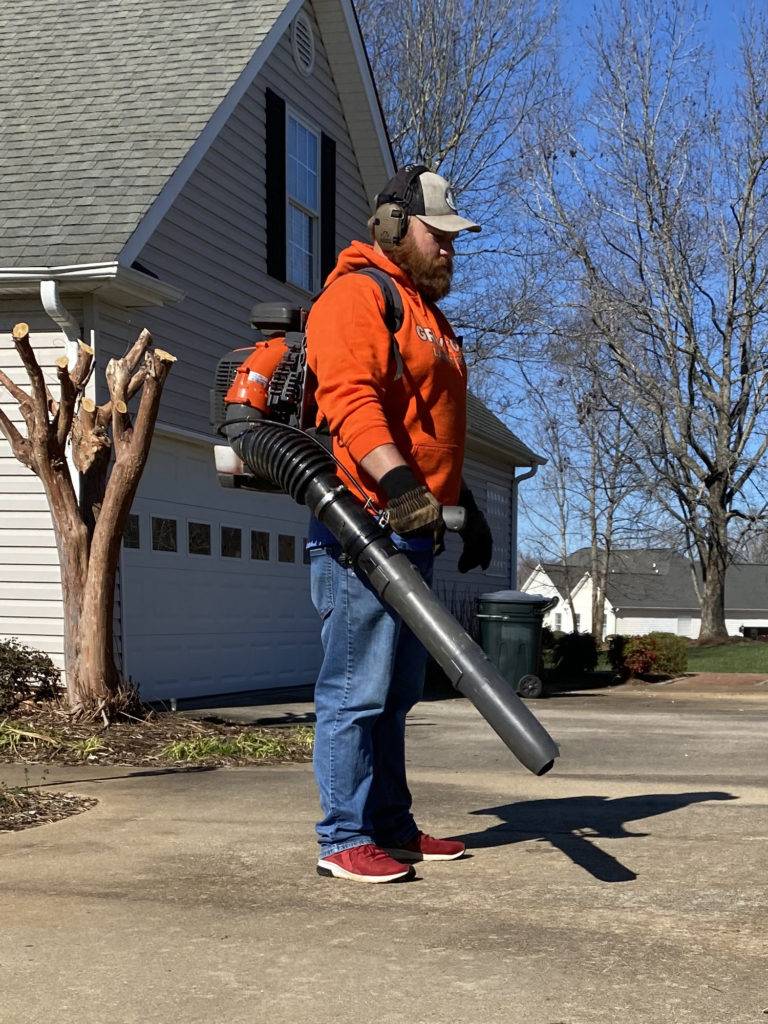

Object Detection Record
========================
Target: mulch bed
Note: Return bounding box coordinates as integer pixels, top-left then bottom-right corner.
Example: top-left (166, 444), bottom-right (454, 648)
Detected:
top-left (1, 702), bottom-right (314, 834)
top-left (0, 789), bottom-right (97, 833)
top-left (0, 702), bottom-right (314, 768)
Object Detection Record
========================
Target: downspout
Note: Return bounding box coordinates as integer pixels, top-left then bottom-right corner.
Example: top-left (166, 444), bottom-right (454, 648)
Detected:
top-left (40, 279), bottom-right (81, 367)
top-left (510, 464), bottom-right (539, 589)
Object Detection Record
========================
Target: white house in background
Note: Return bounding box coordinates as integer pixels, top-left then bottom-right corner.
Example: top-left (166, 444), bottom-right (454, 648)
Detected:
top-left (520, 562), bottom-right (588, 633)
top-left (0, 0), bottom-right (545, 701)
top-left (523, 548), bottom-right (768, 639)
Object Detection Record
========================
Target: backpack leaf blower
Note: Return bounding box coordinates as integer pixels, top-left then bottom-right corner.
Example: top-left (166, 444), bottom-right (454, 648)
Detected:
top-left (211, 302), bottom-right (559, 777)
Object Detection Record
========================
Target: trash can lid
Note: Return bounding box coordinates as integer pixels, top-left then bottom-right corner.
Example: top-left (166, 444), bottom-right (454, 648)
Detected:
top-left (479, 590), bottom-right (553, 605)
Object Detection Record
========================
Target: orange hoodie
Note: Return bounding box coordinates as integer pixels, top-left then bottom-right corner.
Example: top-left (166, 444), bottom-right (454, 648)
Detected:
top-left (306, 241), bottom-right (467, 506)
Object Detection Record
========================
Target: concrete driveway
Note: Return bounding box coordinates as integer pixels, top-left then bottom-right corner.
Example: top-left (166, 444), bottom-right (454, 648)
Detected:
top-left (1, 691), bottom-right (765, 1024)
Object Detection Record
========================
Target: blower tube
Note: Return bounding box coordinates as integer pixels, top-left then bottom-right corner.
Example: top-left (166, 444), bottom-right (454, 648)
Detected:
top-left (225, 411), bottom-right (559, 776)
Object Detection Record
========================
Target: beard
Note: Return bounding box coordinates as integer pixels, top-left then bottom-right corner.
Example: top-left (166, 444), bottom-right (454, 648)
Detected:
top-left (386, 232), bottom-right (453, 302)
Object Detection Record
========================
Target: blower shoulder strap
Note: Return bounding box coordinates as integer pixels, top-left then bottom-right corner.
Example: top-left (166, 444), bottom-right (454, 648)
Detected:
top-left (352, 267), bottom-right (404, 381)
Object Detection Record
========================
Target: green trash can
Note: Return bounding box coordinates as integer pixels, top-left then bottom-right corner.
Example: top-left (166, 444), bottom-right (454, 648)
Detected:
top-left (476, 591), bottom-right (556, 699)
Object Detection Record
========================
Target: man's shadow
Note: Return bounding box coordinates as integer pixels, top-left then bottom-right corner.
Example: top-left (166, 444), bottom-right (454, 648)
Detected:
top-left (455, 791), bottom-right (736, 882)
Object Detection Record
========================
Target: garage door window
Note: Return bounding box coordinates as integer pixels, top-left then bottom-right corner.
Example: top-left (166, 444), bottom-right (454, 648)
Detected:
top-left (251, 530), bottom-right (270, 560)
top-left (221, 526), bottom-right (242, 558)
top-left (278, 534), bottom-right (295, 562)
top-left (189, 522), bottom-right (211, 556)
top-left (152, 516), bottom-right (177, 552)
top-left (123, 513), bottom-right (140, 549)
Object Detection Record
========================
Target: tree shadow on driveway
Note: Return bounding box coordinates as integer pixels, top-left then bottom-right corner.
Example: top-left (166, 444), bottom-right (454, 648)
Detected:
top-left (455, 791), bottom-right (736, 882)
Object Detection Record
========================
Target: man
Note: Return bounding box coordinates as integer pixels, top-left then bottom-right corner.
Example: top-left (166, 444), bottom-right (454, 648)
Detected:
top-left (306, 165), bottom-right (493, 883)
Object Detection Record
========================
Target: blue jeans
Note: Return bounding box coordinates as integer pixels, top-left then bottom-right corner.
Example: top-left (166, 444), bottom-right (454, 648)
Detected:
top-left (309, 544), bottom-right (434, 856)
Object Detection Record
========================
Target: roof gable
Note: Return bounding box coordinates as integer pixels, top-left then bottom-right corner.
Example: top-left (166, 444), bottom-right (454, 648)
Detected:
top-left (0, 0), bottom-right (392, 268)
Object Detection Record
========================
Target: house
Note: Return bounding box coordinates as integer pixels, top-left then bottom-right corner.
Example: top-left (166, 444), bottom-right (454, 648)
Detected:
top-left (0, 0), bottom-right (545, 701)
top-left (523, 548), bottom-right (768, 639)
top-left (519, 562), bottom-right (587, 633)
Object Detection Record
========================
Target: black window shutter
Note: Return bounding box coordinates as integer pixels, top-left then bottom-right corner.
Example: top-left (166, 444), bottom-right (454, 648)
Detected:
top-left (320, 133), bottom-right (337, 283)
top-left (265, 88), bottom-right (286, 282)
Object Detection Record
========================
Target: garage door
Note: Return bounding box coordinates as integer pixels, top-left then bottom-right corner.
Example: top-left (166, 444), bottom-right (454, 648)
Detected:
top-left (120, 434), bottom-right (322, 701)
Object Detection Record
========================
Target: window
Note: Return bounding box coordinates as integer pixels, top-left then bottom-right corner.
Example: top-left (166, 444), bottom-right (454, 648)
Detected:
top-left (123, 514), bottom-right (140, 550)
top-left (221, 526), bottom-right (242, 559)
top-left (575, 614), bottom-right (581, 631)
top-left (287, 114), bottom-right (318, 292)
top-left (555, 613), bottom-right (562, 631)
top-left (188, 522), bottom-right (211, 556)
top-left (278, 534), bottom-right (296, 563)
top-left (152, 517), bottom-right (177, 552)
top-left (251, 530), bottom-right (270, 561)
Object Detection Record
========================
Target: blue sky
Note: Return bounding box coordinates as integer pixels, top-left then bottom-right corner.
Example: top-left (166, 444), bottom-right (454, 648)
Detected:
top-left (560, 0), bottom-right (746, 95)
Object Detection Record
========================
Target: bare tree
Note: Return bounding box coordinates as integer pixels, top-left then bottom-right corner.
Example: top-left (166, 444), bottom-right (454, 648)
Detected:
top-left (0, 323), bottom-right (175, 718)
top-left (519, 0), bottom-right (768, 641)
top-left (356, 0), bottom-right (552, 203)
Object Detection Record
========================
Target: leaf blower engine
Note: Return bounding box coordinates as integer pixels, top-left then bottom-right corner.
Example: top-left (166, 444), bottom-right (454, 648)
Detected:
top-left (211, 303), bottom-right (559, 776)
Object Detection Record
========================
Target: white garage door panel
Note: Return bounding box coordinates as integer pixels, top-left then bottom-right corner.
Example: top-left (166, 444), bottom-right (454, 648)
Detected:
top-left (121, 435), bottom-right (322, 700)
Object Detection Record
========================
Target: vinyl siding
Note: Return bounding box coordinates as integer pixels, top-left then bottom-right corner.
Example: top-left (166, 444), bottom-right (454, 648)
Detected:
top-left (0, 303), bottom-right (86, 671)
top-left (96, 2), bottom-right (371, 433)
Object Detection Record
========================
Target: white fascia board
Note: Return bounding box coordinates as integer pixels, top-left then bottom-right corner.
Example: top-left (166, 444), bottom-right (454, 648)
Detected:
top-left (336, 0), bottom-right (396, 178)
top-left (0, 263), bottom-right (183, 307)
top-left (118, 0), bottom-right (304, 268)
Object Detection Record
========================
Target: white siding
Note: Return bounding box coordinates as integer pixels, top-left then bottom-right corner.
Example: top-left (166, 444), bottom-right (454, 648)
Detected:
top-left (0, 306), bottom-right (84, 670)
top-left (616, 615), bottom-right (680, 635)
top-left (96, 3), bottom-right (371, 436)
top-left (523, 568), bottom-right (575, 632)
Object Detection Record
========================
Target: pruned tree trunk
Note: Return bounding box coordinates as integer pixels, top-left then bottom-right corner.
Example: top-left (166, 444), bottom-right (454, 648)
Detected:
top-left (0, 323), bottom-right (176, 718)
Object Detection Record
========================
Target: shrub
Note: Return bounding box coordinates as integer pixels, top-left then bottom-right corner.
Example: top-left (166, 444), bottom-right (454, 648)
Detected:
top-left (551, 631), bottom-right (599, 678)
top-left (0, 639), bottom-right (61, 714)
top-left (618, 632), bottom-right (688, 678)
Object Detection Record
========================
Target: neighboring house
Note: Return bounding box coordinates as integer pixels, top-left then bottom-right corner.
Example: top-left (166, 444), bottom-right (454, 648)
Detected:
top-left (523, 548), bottom-right (768, 638)
top-left (0, 0), bottom-right (545, 700)
top-left (520, 562), bottom-right (587, 634)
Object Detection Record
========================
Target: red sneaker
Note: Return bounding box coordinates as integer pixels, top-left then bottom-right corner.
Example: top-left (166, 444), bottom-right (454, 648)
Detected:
top-left (317, 843), bottom-right (416, 883)
top-left (383, 831), bottom-right (466, 862)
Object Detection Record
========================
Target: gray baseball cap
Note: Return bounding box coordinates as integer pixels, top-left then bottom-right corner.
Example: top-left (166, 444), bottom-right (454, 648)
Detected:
top-left (374, 166), bottom-right (481, 234)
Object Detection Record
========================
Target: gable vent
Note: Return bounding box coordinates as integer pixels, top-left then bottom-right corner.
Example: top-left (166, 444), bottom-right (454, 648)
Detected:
top-left (291, 12), bottom-right (315, 76)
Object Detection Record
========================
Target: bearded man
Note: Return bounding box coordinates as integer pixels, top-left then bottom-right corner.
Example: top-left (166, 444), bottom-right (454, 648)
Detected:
top-left (305, 166), bottom-right (493, 883)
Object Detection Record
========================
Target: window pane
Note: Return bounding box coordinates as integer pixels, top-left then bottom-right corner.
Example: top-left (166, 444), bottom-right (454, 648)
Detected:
top-left (221, 526), bottom-right (242, 558)
top-left (251, 530), bottom-right (270, 561)
top-left (288, 203), bottom-right (314, 291)
top-left (287, 116), bottom-right (318, 210)
top-left (152, 517), bottom-right (177, 552)
top-left (188, 522), bottom-right (211, 556)
top-left (123, 513), bottom-right (140, 550)
top-left (278, 534), bottom-right (295, 563)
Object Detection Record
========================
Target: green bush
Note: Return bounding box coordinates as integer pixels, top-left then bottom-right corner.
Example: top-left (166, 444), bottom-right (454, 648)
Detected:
top-left (0, 639), bottom-right (61, 714)
top-left (618, 632), bottom-right (688, 678)
top-left (551, 631), bottom-right (599, 678)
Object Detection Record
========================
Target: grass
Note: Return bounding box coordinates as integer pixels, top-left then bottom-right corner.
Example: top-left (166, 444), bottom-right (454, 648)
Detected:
top-left (159, 726), bottom-right (315, 763)
top-left (686, 641), bottom-right (768, 674)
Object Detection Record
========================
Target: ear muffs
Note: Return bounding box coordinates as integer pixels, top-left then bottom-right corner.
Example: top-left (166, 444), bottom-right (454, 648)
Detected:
top-left (371, 202), bottom-right (408, 246)
top-left (370, 164), bottom-right (429, 247)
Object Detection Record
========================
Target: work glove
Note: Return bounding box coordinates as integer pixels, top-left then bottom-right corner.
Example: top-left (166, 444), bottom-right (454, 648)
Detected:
top-left (380, 465), bottom-right (442, 542)
top-left (457, 485), bottom-right (493, 573)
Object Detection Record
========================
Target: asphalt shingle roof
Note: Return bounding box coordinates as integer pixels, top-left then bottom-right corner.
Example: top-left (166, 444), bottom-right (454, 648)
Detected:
top-left (466, 392), bottom-right (544, 467)
top-left (0, 0), bottom-right (289, 265)
top-left (556, 548), bottom-right (768, 612)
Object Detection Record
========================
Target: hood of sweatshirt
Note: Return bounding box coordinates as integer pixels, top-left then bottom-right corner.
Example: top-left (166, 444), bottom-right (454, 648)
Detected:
top-left (324, 241), bottom-right (417, 294)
